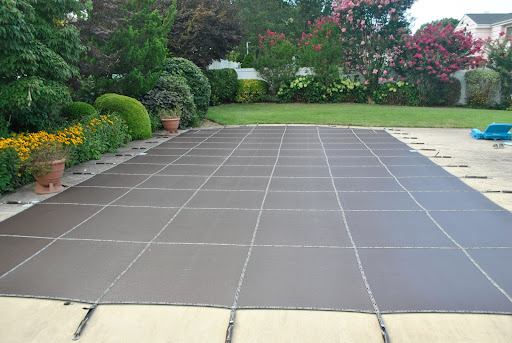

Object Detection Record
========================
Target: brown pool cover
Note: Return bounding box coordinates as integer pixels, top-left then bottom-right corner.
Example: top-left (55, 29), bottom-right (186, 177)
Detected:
top-left (1, 126), bottom-right (511, 319)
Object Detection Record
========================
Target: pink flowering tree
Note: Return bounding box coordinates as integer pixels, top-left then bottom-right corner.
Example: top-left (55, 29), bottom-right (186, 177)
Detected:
top-left (297, 17), bottom-right (343, 85)
top-left (485, 33), bottom-right (512, 104)
top-left (332, 0), bottom-right (416, 103)
top-left (254, 30), bottom-right (298, 94)
top-left (393, 23), bottom-right (483, 104)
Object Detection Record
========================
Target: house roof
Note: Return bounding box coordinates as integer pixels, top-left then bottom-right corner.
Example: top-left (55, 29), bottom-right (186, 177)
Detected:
top-left (465, 13), bottom-right (512, 25)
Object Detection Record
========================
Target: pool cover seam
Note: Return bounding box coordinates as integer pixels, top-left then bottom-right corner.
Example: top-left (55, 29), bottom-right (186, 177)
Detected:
top-left (2, 234), bottom-right (511, 249)
top-left (350, 128), bottom-right (512, 305)
top-left (90, 126), bottom-right (260, 307)
top-left (0, 129), bottom-right (220, 281)
top-left (32, 203), bottom-right (509, 212)
top-left (227, 125), bottom-right (288, 330)
top-left (316, 125), bottom-right (387, 332)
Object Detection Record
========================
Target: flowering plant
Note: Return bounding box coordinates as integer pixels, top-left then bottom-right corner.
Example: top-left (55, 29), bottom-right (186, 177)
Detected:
top-left (21, 141), bottom-right (69, 177)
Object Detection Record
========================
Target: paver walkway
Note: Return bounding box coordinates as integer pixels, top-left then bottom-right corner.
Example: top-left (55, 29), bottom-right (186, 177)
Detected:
top-left (0, 126), bottom-right (511, 341)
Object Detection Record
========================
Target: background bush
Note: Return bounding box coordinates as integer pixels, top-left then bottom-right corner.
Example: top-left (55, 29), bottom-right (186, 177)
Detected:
top-left (161, 58), bottom-right (211, 118)
top-left (235, 79), bottom-right (269, 103)
top-left (277, 76), bottom-right (327, 103)
top-left (465, 69), bottom-right (501, 106)
top-left (0, 117), bottom-right (10, 138)
top-left (141, 75), bottom-right (198, 129)
top-left (61, 101), bottom-right (97, 122)
top-left (94, 94), bottom-right (151, 140)
top-left (373, 81), bottom-right (420, 106)
top-left (241, 53), bottom-right (255, 68)
top-left (0, 147), bottom-right (22, 195)
top-left (0, 77), bottom-right (71, 132)
top-left (205, 69), bottom-right (239, 105)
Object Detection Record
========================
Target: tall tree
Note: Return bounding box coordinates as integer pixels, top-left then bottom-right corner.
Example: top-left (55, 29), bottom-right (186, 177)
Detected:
top-left (235, 0), bottom-right (297, 55)
top-left (333, 0), bottom-right (416, 103)
top-left (168, 0), bottom-right (243, 69)
top-left (0, 0), bottom-right (86, 131)
top-left (75, 0), bottom-right (176, 99)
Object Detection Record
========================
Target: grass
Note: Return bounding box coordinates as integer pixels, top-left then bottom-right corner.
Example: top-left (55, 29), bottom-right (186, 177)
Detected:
top-left (206, 103), bottom-right (512, 129)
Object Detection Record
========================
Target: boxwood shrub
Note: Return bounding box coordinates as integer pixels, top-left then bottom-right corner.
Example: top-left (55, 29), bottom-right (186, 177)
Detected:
top-left (235, 79), bottom-right (268, 103)
top-left (94, 94), bottom-right (151, 140)
top-left (61, 101), bottom-right (97, 122)
top-left (205, 69), bottom-right (239, 105)
top-left (161, 58), bottom-right (211, 118)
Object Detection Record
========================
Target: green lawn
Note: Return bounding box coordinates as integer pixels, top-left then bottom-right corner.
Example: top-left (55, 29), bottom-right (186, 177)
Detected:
top-left (206, 103), bottom-right (512, 129)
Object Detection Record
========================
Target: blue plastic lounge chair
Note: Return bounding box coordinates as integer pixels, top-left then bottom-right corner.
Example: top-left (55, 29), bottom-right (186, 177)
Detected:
top-left (470, 123), bottom-right (512, 140)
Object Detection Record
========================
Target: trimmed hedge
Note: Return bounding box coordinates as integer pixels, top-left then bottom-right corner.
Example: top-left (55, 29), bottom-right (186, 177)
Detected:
top-left (141, 75), bottom-right (199, 128)
top-left (236, 79), bottom-right (268, 103)
top-left (61, 101), bottom-right (97, 122)
top-left (94, 94), bottom-right (151, 140)
top-left (205, 69), bottom-right (239, 105)
top-left (162, 58), bottom-right (211, 117)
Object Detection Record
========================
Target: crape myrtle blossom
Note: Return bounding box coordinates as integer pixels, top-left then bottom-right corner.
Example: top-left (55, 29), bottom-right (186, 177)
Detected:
top-left (332, 0), bottom-right (416, 102)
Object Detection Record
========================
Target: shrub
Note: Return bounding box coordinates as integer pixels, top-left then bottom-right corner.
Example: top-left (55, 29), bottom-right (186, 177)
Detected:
top-left (0, 77), bottom-right (71, 132)
top-left (94, 94), bottom-right (151, 140)
top-left (235, 79), bottom-right (268, 103)
top-left (277, 76), bottom-right (327, 103)
top-left (254, 30), bottom-right (298, 94)
top-left (0, 116), bottom-right (10, 138)
top-left (141, 75), bottom-right (198, 128)
top-left (68, 114), bottom-right (131, 164)
top-left (444, 78), bottom-right (462, 106)
top-left (326, 77), bottom-right (367, 103)
top-left (373, 81), bottom-right (419, 106)
top-left (465, 69), bottom-right (501, 105)
top-left (0, 114), bottom-right (131, 191)
top-left (61, 102), bottom-right (97, 122)
top-left (0, 147), bottom-right (22, 195)
top-left (161, 58), bottom-right (211, 118)
top-left (241, 53), bottom-right (255, 68)
top-left (205, 69), bottom-right (239, 105)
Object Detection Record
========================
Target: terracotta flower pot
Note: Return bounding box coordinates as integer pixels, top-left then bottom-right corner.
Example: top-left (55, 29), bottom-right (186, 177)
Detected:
top-left (33, 159), bottom-right (66, 194)
top-left (161, 118), bottom-right (180, 136)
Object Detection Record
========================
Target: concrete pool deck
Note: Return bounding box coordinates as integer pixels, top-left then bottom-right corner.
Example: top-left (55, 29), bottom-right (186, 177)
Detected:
top-left (0, 125), bottom-right (511, 343)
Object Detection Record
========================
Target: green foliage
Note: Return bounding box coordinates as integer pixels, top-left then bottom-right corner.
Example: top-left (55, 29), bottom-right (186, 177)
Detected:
top-left (61, 102), bottom-right (97, 122)
top-left (94, 94), bottom-right (152, 140)
top-left (326, 77), bottom-right (367, 103)
top-left (235, 79), bottom-right (269, 103)
top-left (148, 112), bottom-right (163, 132)
top-left (205, 69), bottom-right (239, 105)
top-left (277, 76), bottom-right (327, 103)
top-left (0, 76), bottom-right (71, 132)
top-left (485, 36), bottom-right (512, 102)
top-left (68, 114), bottom-right (131, 164)
top-left (465, 69), bottom-right (501, 105)
top-left (0, 116), bottom-right (10, 138)
top-left (0, 147), bottom-right (22, 195)
top-left (161, 58), bottom-right (211, 117)
top-left (0, 0), bottom-right (84, 83)
top-left (278, 76), bottom-right (368, 104)
top-left (241, 53), bottom-right (255, 68)
top-left (254, 31), bottom-right (298, 94)
top-left (141, 75), bottom-right (199, 128)
top-left (168, 0), bottom-right (243, 69)
top-left (373, 82), bottom-right (420, 106)
top-left (0, 0), bottom-right (84, 133)
top-left (444, 79), bottom-right (462, 107)
top-left (76, 0), bottom-right (176, 99)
